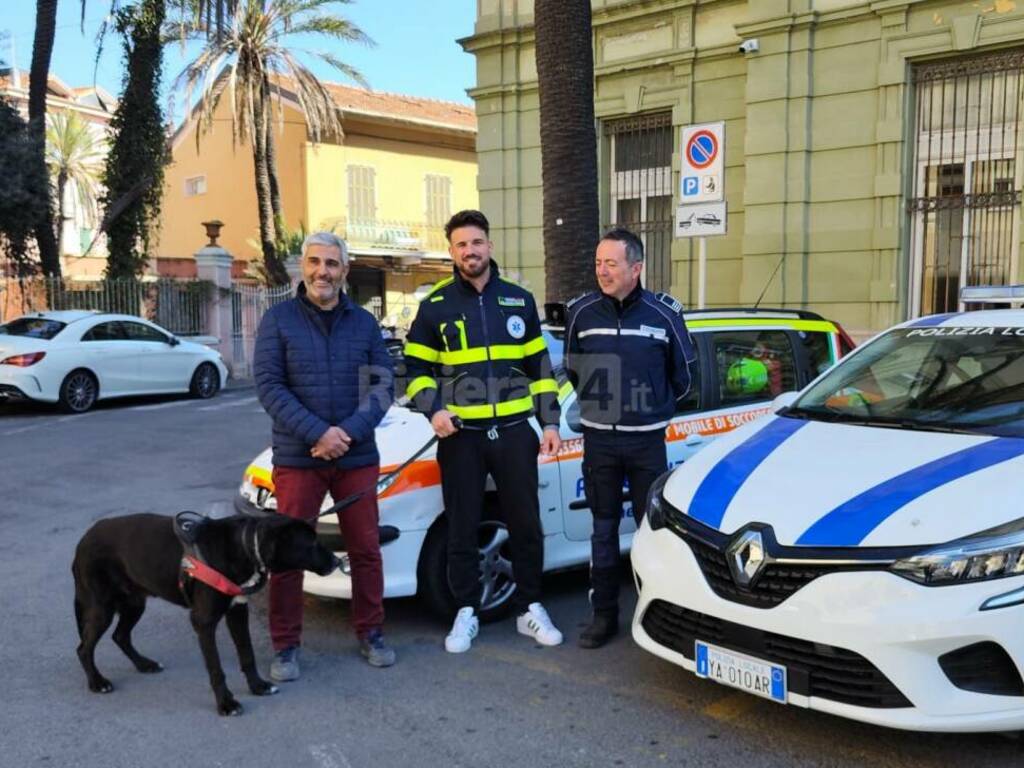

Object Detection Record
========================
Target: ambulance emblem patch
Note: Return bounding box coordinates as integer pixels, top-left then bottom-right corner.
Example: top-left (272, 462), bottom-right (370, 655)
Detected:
top-left (506, 315), bottom-right (526, 339)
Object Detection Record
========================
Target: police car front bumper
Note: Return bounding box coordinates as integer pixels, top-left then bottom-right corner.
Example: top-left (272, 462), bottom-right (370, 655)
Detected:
top-left (630, 517), bottom-right (1024, 732)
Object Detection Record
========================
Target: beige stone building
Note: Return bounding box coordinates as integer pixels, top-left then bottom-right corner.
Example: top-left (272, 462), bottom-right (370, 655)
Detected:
top-left (0, 68), bottom-right (115, 278)
top-left (461, 0), bottom-right (1024, 336)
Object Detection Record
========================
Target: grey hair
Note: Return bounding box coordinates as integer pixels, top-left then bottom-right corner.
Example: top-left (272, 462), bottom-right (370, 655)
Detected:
top-left (600, 227), bottom-right (644, 266)
top-left (301, 231), bottom-right (349, 265)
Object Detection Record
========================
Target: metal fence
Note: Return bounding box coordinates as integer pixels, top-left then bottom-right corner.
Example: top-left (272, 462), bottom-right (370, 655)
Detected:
top-left (231, 281), bottom-right (293, 378)
top-left (0, 277), bottom-right (210, 335)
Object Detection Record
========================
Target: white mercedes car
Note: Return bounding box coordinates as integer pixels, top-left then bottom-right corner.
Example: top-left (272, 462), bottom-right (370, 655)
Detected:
top-left (0, 311), bottom-right (227, 412)
top-left (237, 309), bottom-right (853, 621)
top-left (632, 307), bottom-right (1024, 732)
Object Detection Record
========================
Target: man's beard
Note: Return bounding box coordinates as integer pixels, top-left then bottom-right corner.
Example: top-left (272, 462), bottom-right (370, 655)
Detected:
top-left (457, 257), bottom-right (488, 279)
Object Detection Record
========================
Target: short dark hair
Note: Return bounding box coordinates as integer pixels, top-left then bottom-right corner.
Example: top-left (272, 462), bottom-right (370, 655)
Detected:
top-left (600, 227), bottom-right (644, 265)
top-left (445, 210), bottom-right (490, 241)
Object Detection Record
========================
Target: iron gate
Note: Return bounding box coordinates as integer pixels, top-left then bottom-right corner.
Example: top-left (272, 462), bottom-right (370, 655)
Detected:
top-left (908, 49), bottom-right (1024, 314)
top-left (603, 112), bottom-right (674, 293)
top-left (230, 282), bottom-right (292, 378)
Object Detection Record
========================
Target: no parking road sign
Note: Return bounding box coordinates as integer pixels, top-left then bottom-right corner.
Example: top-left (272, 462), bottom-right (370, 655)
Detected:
top-left (680, 121), bottom-right (724, 204)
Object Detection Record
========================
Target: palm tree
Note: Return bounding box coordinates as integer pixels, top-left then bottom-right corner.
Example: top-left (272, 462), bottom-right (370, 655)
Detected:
top-left (29, 0), bottom-right (62, 276)
top-left (174, 0), bottom-right (371, 284)
top-left (535, 0), bottom-right (599, 302)
top-left (46, 112), bottom-right (107, 257)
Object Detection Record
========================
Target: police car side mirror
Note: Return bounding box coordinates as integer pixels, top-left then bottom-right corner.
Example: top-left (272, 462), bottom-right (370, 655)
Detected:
top-left (771, 391), bottom-right (799, 413)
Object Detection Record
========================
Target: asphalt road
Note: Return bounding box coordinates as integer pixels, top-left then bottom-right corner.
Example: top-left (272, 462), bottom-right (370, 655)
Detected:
top-left (2, 387), bottom-right (1023, 768)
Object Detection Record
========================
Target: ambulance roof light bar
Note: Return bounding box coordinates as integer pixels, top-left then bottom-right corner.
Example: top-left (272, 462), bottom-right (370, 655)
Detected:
top-left (960, 285), bottom-right (1024, 304)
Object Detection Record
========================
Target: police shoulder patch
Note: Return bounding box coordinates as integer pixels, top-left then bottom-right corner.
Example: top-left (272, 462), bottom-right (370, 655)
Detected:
top-left (655, 292), bottom-right (683, 313)
top-left (565, 292), bottom-right (593, 312)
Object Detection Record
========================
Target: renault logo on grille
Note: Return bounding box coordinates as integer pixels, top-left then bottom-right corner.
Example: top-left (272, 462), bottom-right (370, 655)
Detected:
top-left (726, 529), bottom-right (768, 587)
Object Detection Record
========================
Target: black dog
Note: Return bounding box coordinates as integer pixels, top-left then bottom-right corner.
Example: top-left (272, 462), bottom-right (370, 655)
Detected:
top-left (72, 512), bottom-right (338, 715)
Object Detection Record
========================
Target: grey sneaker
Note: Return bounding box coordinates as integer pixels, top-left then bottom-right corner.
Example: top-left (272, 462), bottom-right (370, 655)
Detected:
top-left (360, 629), bottom-right (396, 668)
top-left (270, 645), bottom-right (300, 682)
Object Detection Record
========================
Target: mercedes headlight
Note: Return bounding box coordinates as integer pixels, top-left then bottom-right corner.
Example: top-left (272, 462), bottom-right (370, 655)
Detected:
top-left (891, 519), bottom-right (1024, 585)
top-left (645, 469), bottom-right (675, 531)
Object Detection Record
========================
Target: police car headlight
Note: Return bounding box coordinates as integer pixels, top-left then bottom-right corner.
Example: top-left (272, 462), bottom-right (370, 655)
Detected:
top-left (645, 470), bottom-right (675, 531)
top-left (891, 521), bottom-right (1024, 586)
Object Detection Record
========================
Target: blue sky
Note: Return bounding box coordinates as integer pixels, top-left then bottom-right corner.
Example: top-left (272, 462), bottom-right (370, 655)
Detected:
top-left (2, 0), bottom-right (477, 122)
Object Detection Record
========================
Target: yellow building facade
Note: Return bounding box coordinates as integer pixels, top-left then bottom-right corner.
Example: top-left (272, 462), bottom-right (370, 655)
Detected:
top-left (462, 0), bottom-right (1024, 337)
top-left (159, 81), bottom-right (478, 327)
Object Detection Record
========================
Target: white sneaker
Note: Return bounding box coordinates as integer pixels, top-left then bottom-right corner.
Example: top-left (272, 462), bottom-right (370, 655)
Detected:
top-left (445, 607), bottom-right (479, 653)
top-left (516, 602), bottom-right (563, 647)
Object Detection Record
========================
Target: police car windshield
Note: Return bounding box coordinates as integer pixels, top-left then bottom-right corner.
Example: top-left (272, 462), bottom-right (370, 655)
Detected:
top-left (789, 326), bottom-right (1024, 437)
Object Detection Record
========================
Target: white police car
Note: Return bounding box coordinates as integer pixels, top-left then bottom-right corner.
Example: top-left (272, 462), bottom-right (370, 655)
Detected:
top-left (237, 309), bottom-right (852, 621)
top-left (632, 301), bottom-right (1024, 732)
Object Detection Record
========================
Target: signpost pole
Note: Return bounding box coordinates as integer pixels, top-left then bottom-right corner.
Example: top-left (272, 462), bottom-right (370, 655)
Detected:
top-left (698, 237), bottom-right (707, 309)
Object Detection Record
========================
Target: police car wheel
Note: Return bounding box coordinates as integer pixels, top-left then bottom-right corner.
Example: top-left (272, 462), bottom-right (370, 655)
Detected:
top-left (418, 517), bottom-right (517, 623)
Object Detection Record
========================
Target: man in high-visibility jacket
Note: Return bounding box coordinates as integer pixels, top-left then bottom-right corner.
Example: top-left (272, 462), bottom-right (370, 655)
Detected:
top-left (404, 209), bottom-right (563, 654)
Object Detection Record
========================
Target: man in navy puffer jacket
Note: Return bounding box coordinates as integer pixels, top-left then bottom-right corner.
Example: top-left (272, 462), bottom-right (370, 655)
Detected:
top-left (254, 232), bottom-right (395, 678)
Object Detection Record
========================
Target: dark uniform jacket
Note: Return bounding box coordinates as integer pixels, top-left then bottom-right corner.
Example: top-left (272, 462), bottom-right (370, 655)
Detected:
top-left (254, 284), bottom-right (394, 468)
top-left (564, 283), bottom-right (696, 431)
top-left (403, 261), bottom-right (560, 430)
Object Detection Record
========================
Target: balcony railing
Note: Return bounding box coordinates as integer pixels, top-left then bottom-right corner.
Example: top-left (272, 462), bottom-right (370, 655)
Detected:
top-left (321, 218), bottom-right (449, 255)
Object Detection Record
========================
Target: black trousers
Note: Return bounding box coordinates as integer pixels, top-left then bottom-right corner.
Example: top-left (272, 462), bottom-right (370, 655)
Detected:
top-left (437, 421), bottom-right (543, 613)
top-left (582, 428), bottom-right (667, 612)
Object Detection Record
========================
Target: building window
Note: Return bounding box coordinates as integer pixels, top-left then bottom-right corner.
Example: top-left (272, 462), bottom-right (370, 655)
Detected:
top-left (347, 165), bottom-right (377, 226)
top-left (908, 50), bottom-right (1024, 315)
top-left (425, 174), bottom-right (452, 227)
top-left (603, 112), bottom-right (674, 292)
top-left (184, 175), bottom-right (207, 197)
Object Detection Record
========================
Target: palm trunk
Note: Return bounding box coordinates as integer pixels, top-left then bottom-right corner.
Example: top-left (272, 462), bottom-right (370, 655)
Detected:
top-left (252, 87), bottom-right (287, 285)
top-left (535, 0), bottom-right (599, 302)
top-left (56, 171), bottom-right (67, 257)
top-left (263, 77), bottom-right (284, 237)
top-left (29, 0), bottom-right (61, 277)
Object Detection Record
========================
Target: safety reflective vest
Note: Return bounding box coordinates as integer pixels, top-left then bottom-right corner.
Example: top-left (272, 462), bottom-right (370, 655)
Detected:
top-left (404, 262), bottom-right (560, 429)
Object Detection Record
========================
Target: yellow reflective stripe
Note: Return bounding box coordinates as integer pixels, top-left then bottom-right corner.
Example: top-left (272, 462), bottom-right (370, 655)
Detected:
top-left (404, 342), bottom-right (441, 362)
top-left (686, 318), bottom-right (837, 333)
top-left (529, 378), bottom-right (559, 396)
top-left (446, 395), bottom-right (534, 420)
top-left (439, 347), bottom-right (488, 365)
top-left (456, 319), bottom-right (468, 349)
top-left (437, 339), bottom-right (546, 366)
top-left (423, 276), bottom-right (454, 299)
top-left (446, 402), bottom-right (494, 419)
top-left (522, 335), bottom-right (547, 355)
top-left (496, 395), bottom-right (534, 416)
top-left (558, 381), bottom-right (574, 402)
top-left (406, 376), bottom-right (438, 398)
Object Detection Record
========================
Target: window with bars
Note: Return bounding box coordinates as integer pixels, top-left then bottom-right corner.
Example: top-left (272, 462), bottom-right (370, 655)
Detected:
top-left (908, 50), bottom-right (1024, 315)
top-left (425, 174), bottom-right (452, 227)
top-left (603, 112), bottom-right (675, 293)
top-left (347, 165), bottom-right (377, 225)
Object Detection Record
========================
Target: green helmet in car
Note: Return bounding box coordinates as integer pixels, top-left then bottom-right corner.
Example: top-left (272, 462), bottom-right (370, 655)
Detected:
top-left (726, 358), bottom-right (768, 395)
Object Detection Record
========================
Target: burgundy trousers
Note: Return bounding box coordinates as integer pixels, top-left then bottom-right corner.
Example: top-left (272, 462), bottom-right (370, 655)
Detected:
top-left (269, 463), bottom-right (384, 649)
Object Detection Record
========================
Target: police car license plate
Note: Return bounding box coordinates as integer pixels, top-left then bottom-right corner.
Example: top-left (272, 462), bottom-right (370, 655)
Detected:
top-left (695, 641), bottom-right (787, 704)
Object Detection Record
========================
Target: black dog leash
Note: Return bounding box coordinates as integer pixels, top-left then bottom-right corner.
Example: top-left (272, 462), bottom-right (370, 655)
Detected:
top-left (318, 416), bottom-right (463, 518)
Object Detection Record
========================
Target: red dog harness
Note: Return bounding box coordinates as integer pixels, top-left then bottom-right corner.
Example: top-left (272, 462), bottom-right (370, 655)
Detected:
top-left (181, 556), bottom-right (245, 596)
